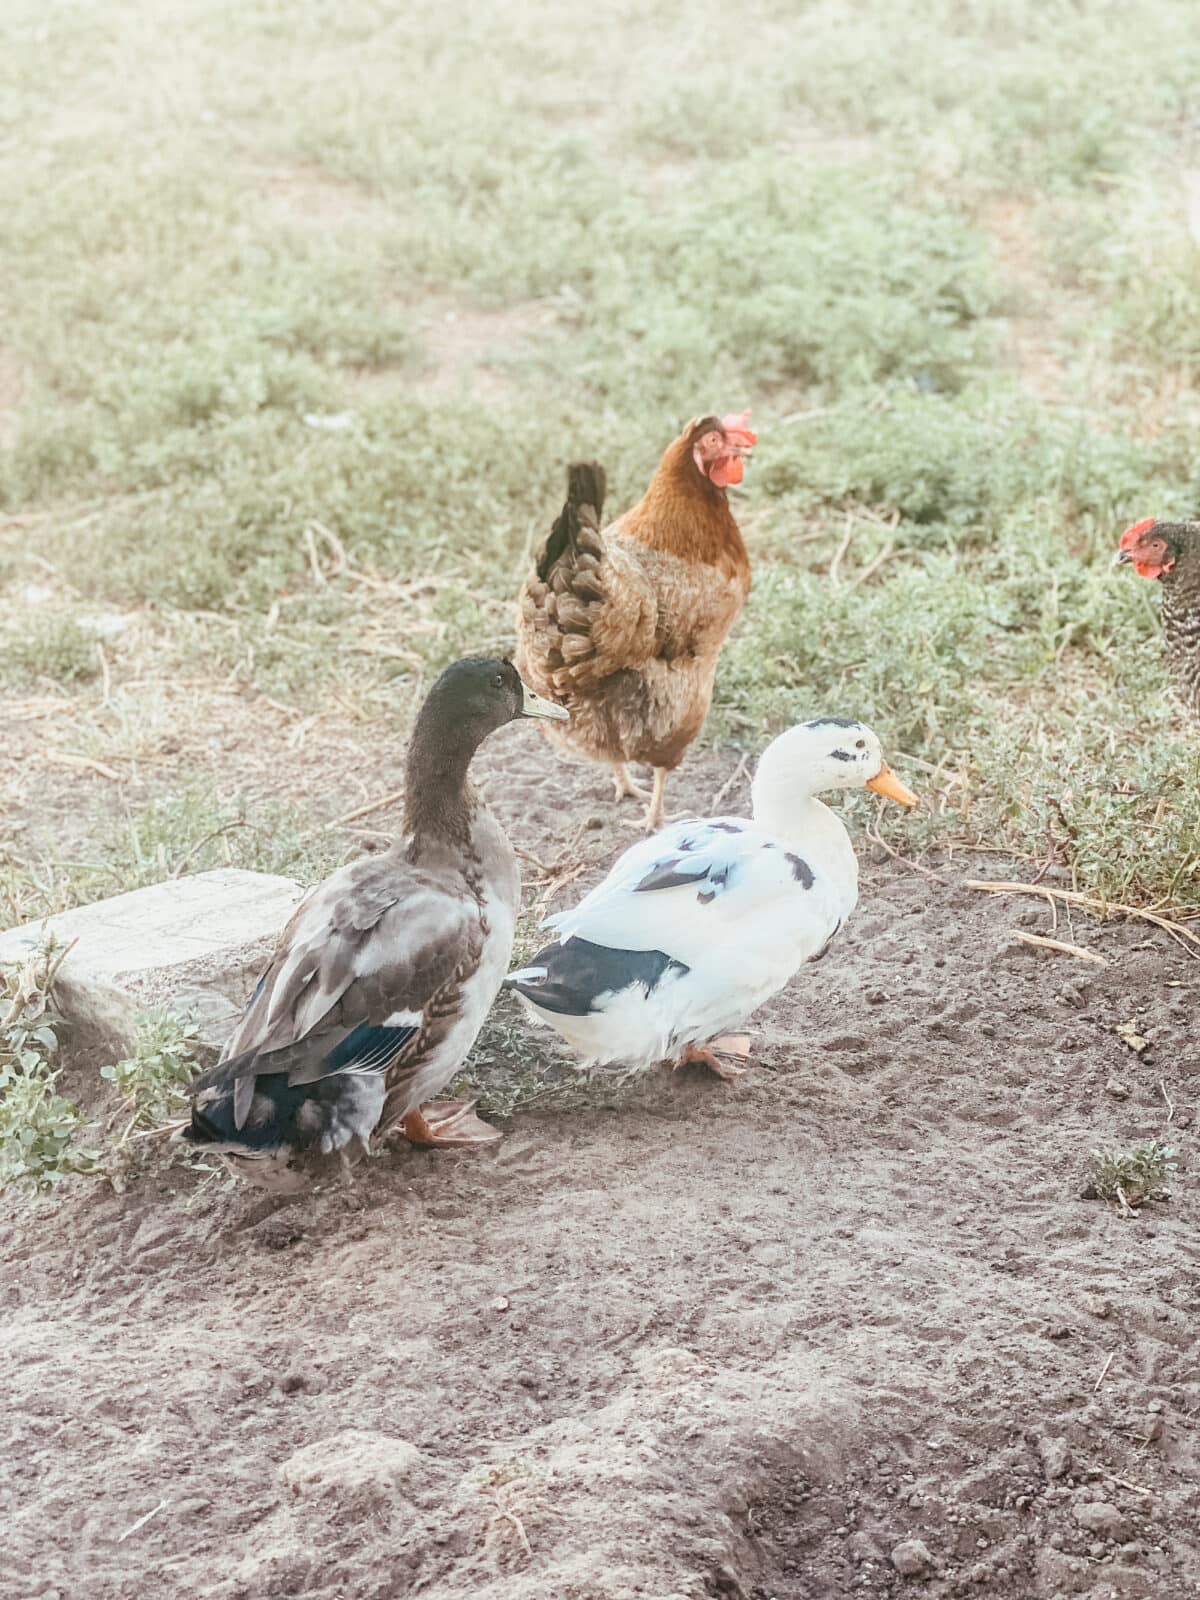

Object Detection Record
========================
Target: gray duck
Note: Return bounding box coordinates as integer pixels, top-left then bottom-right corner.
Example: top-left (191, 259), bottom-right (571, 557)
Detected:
top-left (181, 656), bottom-right (567, 1191)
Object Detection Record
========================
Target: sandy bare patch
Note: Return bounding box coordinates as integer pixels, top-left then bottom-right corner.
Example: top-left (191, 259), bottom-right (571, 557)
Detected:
top-left (640, 155), bottom-right (699, 201)
top-left (43, 103), bottom-right (123, 145)
top-left (787, 125), bottom-right (876, 168)
top-left (387, 299), bottom-right (560, 401)
top-left (978, 197), bottom-right (1089, 406)
top-left (249, 161), bottom-right (393, 228)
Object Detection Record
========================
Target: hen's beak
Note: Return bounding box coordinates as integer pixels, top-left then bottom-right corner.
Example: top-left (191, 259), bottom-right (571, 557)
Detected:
top-left (866, 760), bottom-right (918, 808)
top-left (519, 681), bottom-right (569, 721)
top-left (1113, 547), bottom-right (1134, 567)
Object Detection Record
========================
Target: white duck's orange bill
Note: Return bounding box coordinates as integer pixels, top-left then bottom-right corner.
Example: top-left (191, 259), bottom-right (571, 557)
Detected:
top-left (865, 761), bottom-right (918, 808)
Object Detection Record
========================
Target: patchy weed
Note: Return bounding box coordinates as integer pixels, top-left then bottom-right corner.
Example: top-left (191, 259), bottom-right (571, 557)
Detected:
top-left (1090, 1141), bottom-right (1178, 1212)
top-left (100, 1010), bottom-right (201, 1137)
top-left (1, 613), bottom-right (99, 688)
top-left (0, 945), bottom-right (97, 1188)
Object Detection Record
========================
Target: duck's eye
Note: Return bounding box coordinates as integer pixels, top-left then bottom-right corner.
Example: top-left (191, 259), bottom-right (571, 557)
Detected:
top-left (855, 738), bottom-right (866, 750)
top-left (494, 673), bottom-right (505, 688)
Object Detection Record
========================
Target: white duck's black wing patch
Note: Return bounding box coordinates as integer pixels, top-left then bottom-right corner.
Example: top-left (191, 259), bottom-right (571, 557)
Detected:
top-left (631, 857), bottom-right (721, 893)
top-left (545, 817), bottom-right (771, 948)
top-left (507, 937), bottom-right (689, 1016)
top-left (631, 857), bottom-right (734, 904)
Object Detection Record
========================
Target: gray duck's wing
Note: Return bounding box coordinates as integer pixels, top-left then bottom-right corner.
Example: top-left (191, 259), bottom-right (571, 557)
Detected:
top-left (189, 851), bottom-right (483, 1131)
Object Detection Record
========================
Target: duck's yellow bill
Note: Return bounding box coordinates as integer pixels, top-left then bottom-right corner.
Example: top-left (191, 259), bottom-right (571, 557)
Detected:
top-left (865, 760), bottom-right (918, 808)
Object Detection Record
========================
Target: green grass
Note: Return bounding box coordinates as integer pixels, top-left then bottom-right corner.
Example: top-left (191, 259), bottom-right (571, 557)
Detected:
top-left (1, 613), bottom-right (100, 688)
top-left (4, 0), bottom-right (1200, 926)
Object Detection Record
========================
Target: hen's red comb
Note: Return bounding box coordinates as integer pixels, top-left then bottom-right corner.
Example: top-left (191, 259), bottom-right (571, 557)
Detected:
top-left (1119, 517), bottom-right (1157, 548)
top-left (720, 409), bottom-right (756, 447)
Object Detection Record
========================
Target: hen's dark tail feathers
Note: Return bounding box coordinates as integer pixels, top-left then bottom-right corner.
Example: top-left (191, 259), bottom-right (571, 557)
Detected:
top-left (536, 460), bottom-right (607, 583)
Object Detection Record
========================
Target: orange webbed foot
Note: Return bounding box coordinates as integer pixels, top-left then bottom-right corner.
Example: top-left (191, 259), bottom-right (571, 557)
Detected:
top-left (671, 1034), bottom-right (754, 1080)
top-left (401, 1100), bottom-right (502, 1147)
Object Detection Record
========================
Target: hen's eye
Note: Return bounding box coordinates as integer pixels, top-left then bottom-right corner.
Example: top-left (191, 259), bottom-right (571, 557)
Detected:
top-left (494, 673), bottom-right (504, 688)
top-left (855, 738), bottom-right (866, 750)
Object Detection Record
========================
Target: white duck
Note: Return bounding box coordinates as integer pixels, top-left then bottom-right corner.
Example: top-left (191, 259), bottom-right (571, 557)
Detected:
top-left (506, 718), bottom-right (916, 1075)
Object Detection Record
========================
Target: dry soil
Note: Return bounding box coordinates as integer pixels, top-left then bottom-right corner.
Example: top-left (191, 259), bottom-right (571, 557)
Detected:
top-left (2, 735), bottom-right (1197, 1600)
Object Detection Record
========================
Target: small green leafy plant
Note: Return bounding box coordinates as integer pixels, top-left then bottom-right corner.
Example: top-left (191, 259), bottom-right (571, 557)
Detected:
top-left (1090, 1141), bottom-right (1178, 1212)
top-left (101, 1009), bottom-right (201, 1137)
top-left (0, 944), bottom-right (97, 1188)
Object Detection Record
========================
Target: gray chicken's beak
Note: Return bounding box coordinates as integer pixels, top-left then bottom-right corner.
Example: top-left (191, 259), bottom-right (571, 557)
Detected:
top-left (519, 680), bottom-right (569, 721)
top-left (1112, 548), bottom-right (1134, 567)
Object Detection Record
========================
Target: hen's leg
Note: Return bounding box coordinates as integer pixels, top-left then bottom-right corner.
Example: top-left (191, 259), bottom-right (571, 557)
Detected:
top-left (641, 767), bottom-right (669, 832)
top-left (401, 1100), bottom-right (502, 1147)
top-left (623, 767), bottom-right (682, 832)
top-left (611, 762), bottom-right (650, 803)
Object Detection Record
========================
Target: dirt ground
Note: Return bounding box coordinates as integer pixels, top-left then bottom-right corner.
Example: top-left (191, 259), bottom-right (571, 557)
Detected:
top-left (2, 734), bottom-right (1198, 1600)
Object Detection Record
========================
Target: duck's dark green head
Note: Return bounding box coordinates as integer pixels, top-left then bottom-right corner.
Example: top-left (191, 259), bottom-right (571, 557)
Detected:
top-left (425, 656), bottom-right (567, 739)
top-left (404, 657), bottom-right (567, 840)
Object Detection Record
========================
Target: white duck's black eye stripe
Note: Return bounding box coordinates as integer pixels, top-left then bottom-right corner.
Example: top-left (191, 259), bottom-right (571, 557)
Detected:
top-left (829, 749), bottom-right (854, 762)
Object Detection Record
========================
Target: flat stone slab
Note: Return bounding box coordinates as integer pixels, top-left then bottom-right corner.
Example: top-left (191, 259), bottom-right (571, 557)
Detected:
top-left (0, 868), bottom-right (305, 1068)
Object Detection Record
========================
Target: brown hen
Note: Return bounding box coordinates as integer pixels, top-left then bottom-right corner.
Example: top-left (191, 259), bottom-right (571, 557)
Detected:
top-left (516, 413), bottom-right (756, 830)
